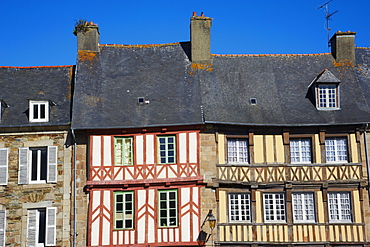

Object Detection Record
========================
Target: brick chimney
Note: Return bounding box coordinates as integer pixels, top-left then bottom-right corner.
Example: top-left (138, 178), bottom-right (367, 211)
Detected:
top-left (190, 12), bottom-right (212, 64)
top-left (74, 21), bottom-right (100, 52)
top-left (330, 31), bottom-right (356, 64)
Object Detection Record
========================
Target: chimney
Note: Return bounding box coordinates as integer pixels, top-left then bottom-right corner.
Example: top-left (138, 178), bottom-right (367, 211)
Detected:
top-left (330, 31), bottom-right (356, 64)
top-left (74, 21), bottom-right (100, 52)
top-left (190, 12), bottom-right (212, 64)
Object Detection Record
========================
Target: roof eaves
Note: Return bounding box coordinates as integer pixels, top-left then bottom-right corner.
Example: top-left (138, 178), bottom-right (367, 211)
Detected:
top-left (204, 121), bottom-right (369, 127)
top-left (71, 121), bottom-right (205, 130)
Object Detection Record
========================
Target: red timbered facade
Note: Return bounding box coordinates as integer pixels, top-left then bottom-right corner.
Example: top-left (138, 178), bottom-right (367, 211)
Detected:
top-left (86, 128), bottom-right (204, 247)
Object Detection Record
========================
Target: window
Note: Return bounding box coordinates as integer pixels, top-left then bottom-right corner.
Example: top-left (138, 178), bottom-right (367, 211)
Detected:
top-left (114, 137), bottom-right (133, 166)
top-left (263, 193), bottom-right (286, 223)
top-left (158, 190), bottom-right (178, 227)
top-left (114, 191), bottom-right (134, 229)
top-left (27, 207), bottom-right (56, 247)
top-left (317, 84), bottom-right (338, 109)
top-left (18, 146), bottom-right (57, 184)
top-left (0, 149), bottom-right (8, 185)
top-left (0, 100), bottom-right (8, 123)
top-left (29, 100), bottom-right (49, 122)
top-left (0, 210), bottom-right (5, 247)
top-left (228, 193), bottom-right (251, 222)
top-left (328, 192), bottom-right (352, 223)
top-left (325, 137), bottom-right (347, 163)
top-left (158, 136), bottom-right (176, 164)
top-left (227, 138), bottom-right (249, 163)
top-left (292, 193), bottom-right (315, 223)
top-left (290, 139), bottom-right (311, 163)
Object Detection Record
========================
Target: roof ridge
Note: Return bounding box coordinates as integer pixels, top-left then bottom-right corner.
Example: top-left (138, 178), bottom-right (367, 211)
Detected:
top-left (100, 42), bottom-right (181, 48)
top-left (0, 65), bottom-right (73, 69)
top-left (357, 47), bottom-right (370, 50)
top-left (212, 53), bottom-right (331, 57)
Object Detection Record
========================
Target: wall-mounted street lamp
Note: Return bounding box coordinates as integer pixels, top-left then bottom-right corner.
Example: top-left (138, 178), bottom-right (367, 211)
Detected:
top-left (197, 210), bottom-right (217, 246)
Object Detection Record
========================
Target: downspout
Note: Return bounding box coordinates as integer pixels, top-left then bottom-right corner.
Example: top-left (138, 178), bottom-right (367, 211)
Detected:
top-left (364, 124), bottom-right (370, 200)
top-left (71, 129), bottom-right (77, 247)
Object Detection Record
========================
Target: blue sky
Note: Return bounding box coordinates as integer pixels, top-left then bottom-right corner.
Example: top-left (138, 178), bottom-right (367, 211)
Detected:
top-left (1, 0), bottom-right (369, 66)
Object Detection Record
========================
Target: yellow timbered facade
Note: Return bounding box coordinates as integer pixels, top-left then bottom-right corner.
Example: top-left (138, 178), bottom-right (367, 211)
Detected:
top-left (206, 126), bottom-right (370, 246)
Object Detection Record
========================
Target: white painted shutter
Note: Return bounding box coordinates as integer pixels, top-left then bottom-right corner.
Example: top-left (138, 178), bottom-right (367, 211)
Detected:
top-left (27, 210), bottom-right (37, 247)
top-left (0, 210), bottom-right (6, 247)
top-left (18, 147), bottom-right (29, 184)
top-left (0, 149), bottom-right (8, 185)
top-left (47, 146), bottom-right (57, 183)
top-left (45, 207), bottom-right (56, 246)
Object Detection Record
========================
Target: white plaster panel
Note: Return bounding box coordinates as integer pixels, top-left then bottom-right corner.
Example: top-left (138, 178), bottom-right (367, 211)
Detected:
top-left (179, 133), bottom-right (187, 163)
top-left (112, 231), bottom-right (117, 245)
top-left (102, 191), bottom-right (111, 245)
top-left (182, 213), bottom-right (190, 242)
top-left (130, 231), bottom-right (135, 244)
top-left (136, 135), bottom-right (144, 164)
top-left (168, 165), bottom-right (176, 178)
top-left (119, 231), bottom-right (123, 245)
top-left (192, 187), bottom-right (200, 241)
top-left (103, 136), bottom-right (111, 166)
top-left (146, 135), bottom-right (154, 164)
top-left (91, 220), bottom-right (99, 246)
top-left (157, 166), bottom-right (166, 179)
top-left (126, 167), bottom-right (133, 180)
top-left (175, 228), bottom-right (179, 242)
top-left (148, 189), bottom-right (155, 243)
top-left (137, 190), bottom-right (146, 244)
top-left (189, 132), bottom-right (197, 163)
top-left (114, 167), bottom-right (123, 180)
top-left (92, 136), bottom-right (101, 166)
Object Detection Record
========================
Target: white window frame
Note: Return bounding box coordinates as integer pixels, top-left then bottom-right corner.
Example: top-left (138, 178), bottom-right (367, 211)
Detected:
top-left (0, 210), bottom-right (6, 247)
top-left (328, 192), bottom-right (352, 223)
top-left (325, 137), bottom-right (348, 163)
top-left (18, 146), bottom-right (57, 185)
top-left (114, 191), bottom-right (134, 230)
top-left (27, 207), bottom-right (56, 247)
top-left (228, 193), bottom-right (251, 222)
top-left (157, 136), bottom-right (176, 164)
top-left (317, 84), bottom-right (339, 109)
top-left (29, 100), bottom-right (49, 123)
top-left (292, 193), bottom-right (315, 223)
top-left (0, 149), bottom-right (9, 185)
top-left (263, 193), bottom-right (286, 223)
top-left (114, 137), bottom-right (133, 166)
top-left (158, 190), bottom-right (178, 227)
top-left (290, 138), bottom-right (312, 164)
top-left (227, 138), bottom-right (249, 164)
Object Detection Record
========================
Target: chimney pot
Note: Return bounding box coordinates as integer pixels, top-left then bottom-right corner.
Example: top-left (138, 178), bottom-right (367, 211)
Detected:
top-left (193, 11), bottom-right (196, 17)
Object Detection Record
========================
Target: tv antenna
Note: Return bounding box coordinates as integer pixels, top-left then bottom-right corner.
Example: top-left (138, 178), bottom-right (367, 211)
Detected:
top-left (318, 0), bottom-right (338, 46)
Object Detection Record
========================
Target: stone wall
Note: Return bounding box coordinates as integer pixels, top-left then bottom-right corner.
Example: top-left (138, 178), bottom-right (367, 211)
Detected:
top-left (0, 131), bottom-right (72, 247)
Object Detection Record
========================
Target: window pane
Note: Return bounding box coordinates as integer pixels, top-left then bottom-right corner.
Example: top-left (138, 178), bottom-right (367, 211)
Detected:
top-left (325, 137), bottom-right (347, 163)
top-left (229, 193), bottom-right (251, 222)
top-left (318, 84), bottom-right (337, 108)
top-left (115, 192), bottom-right (134, 229)
top-left (158, 136), bottom-right (176, 164)
top-left (227, 139), bottom-right (249, 163)
top-left (158, 190), bottom-right (177, 227)
top-left (115, 137), bottom-right (133, 166)
top-left (328, 192), bottom-right (351, 223)
top-left (293, 193), bottom-right (315, 222)
top-left (290, 139), bottom-right (311, 163)
top-left (263, 193), bottom-right (286, 222)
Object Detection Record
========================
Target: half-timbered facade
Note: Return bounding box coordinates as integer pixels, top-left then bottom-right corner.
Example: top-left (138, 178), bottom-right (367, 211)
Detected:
top-left (0, 66), bottom-right (74, 247)
top-left (71, 17), bottom-right (209, 247)
top-left (197, 31), bottom-right (370, 246)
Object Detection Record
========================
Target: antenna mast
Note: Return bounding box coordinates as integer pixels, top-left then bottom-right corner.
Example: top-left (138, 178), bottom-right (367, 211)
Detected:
top-left (318, 0), bottom-right (338, 46)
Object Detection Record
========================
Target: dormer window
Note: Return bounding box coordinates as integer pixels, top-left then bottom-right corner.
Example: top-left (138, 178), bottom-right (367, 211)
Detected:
top-left (308, 69), bottom-right (341, 110)
top-left (0, 100), bottom-right (9, 122)
top-left (29, 100), bottom-right (49, 122)
top-left (317, 84), bottom-right (338, 108)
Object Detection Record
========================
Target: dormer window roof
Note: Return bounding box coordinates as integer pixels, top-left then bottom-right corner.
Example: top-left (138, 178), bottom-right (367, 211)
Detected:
top-left (308, 69), bottom-right (341, 110)
top-left (29, 100), bottom-right (50, 122)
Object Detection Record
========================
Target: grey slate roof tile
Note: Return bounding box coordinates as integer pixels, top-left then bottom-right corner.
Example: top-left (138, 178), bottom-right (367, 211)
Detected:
top-left (72, 44), bottom-right (370, 129)
top-left (0, 66), bottom-right (73, 127)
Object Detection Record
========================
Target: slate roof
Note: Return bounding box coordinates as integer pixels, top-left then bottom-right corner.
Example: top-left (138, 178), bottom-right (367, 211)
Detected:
top-left (72, 44), bottom-right (370, 129)
top-left (0, 66), bottom-right (74, 128)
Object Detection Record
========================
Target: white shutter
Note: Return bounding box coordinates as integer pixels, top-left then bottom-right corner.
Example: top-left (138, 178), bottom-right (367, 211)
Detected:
top-left (0, 210), bottom-right (6, 247)
top-left (18, 147), bottom-right (29, 184)
top-left (27, 210), bottom-right (37, 247)
top-left (45, 207), bottom-right (56, 246)
top-left (0, 149), bottom-right (8, 185)
top-left (47, 146), bottom-right (57, 183)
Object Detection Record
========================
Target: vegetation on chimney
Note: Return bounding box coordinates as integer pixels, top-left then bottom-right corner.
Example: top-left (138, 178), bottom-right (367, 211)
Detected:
top-left (73, 19), bottom-right (99, 36)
